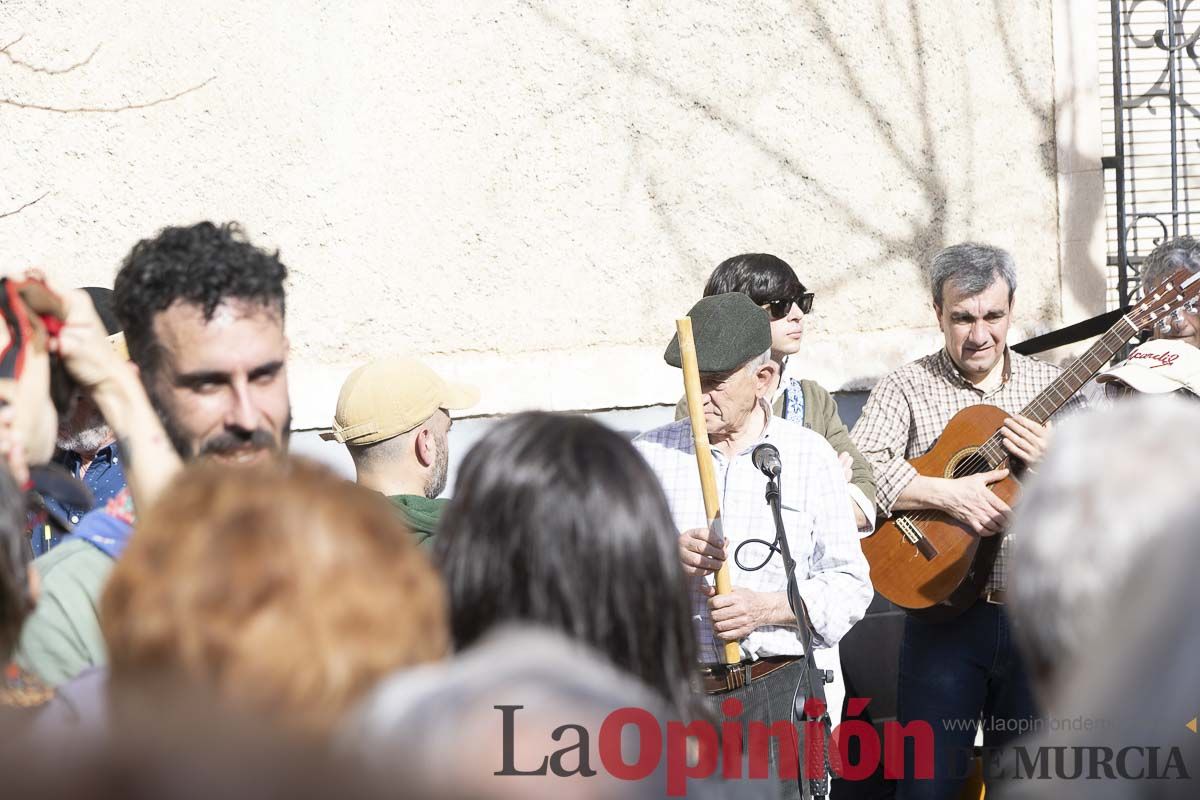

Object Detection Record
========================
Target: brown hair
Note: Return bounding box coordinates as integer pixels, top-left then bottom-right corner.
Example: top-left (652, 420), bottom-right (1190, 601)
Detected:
top-left (101, 457), bottom-right (448, 734)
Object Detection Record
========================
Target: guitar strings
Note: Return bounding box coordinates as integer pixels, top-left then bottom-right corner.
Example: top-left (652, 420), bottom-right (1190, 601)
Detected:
top-left (886, 276), bottom-right (1195, 541)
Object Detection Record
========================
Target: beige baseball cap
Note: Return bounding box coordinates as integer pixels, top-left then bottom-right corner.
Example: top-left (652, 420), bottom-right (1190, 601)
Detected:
top-left (1097, 338), bottom-right (1200, 395)
top-left (320, 356), bottom-right (480, 445)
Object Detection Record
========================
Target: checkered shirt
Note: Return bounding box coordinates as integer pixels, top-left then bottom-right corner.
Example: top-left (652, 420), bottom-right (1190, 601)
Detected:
top-left (850, 348), bottom-right (1087, 592)
top-left (634, 404), bottom-right (873, 663)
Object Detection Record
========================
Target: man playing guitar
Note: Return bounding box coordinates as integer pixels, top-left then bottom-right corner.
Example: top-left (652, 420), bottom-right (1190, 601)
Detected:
top-left (851, 243), bottom-right (1086, 800)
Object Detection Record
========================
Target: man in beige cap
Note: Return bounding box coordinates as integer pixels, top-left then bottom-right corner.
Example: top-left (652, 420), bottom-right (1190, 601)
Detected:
top-left (1097, 338), bottom-right (1200, 400)
top-left (323, 356), bottom-right (479, 546)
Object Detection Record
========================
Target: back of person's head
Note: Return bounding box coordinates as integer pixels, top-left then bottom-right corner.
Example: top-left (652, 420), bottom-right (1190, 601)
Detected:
top-left (1001, 520), bottom-right (1200, 800)
top-left (0, 687), bottom-right (397, 800)
top-left (1009, 396), bottom-right (1200, 699)
top-left (100, 457), bottom-right (448, 734)
top-left (0, 465), bottom-right (32, 662)
top-left (703, 253), bottom-right (805, 303)
top-left (435, 412), bottom-right (697, 717)
top-left (1140, 234), bottom-right (1200, 293)
top-left (112, 221), bottom-right (288, 382)
top-left (345, 626), bottom-right (680, 800)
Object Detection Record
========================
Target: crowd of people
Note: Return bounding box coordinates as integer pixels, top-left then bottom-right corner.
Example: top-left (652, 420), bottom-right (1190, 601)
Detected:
top-left (0, 220), bottom-right (1197, 799)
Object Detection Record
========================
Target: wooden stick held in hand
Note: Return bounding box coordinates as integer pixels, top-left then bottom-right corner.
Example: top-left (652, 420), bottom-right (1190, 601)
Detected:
top-left (676, 317), bottom-right (742, 666)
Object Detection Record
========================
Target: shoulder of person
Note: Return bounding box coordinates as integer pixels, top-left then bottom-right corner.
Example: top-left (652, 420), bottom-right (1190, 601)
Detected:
top-left (857, 354), bottom-right (937, 409)
top-left (33, 540), bottom-right (113, 593)
top-left (863, 350), bottom-right (940, 390)
top-left (632, 417), bottom-right (690, 446)
top-left (772, 416), bottom-right (840, 460)
top-left (797, 379), bottom-right (848, 421)
top-left (798, 378), bottom-right (836, 404)
top-left (33, 539), bottom-right (111, 578)
top-left (1009, 349), bottom-right (1063, 377)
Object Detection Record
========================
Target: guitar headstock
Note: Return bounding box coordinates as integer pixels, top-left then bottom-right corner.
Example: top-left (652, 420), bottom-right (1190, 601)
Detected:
top-left (1129, 267), bottom-right (1200, 334)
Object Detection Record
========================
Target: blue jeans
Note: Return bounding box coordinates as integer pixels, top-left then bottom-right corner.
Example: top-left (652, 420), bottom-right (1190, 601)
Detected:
top-left (895, 601), bottom-right (1036, 800)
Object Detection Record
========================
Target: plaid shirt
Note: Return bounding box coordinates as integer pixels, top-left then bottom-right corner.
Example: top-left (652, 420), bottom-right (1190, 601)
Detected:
top-left (634, 403), bottom-right (873, 663)
top-left (850, 348), bottom-right (1087, 592)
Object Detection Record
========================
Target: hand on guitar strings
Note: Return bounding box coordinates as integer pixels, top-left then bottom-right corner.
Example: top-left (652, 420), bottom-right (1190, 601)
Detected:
top-left (1001, 414), bottom-right (1053, 467)
top-left (937, 467), bottom-right (1011, 537)
top-left (678, 525), bottom-right (726, 576)
top-left (702, 585), bottom-right (785, 641)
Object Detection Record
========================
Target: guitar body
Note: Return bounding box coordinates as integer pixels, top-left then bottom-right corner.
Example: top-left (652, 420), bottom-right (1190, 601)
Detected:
top-left (861, 404), bottom-right (1019, 618)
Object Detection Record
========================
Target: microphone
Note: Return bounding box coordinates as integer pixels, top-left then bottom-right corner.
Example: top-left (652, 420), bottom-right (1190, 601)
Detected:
top-left (752, 443), bottom-right (782, 478)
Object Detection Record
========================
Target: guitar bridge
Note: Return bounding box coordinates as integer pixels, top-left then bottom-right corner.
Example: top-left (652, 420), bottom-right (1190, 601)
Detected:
top-left (896, 517), bottom-right (938, 560)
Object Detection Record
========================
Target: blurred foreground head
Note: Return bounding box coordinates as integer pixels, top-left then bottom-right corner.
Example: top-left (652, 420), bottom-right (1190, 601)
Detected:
top-left (346, 626), bottom-right (678, 800)
top-left (1009, 396), bottom-right (1200, 701)
top-left (1, 690), bottom-right (396, 800)
top-left (435, 412), bottom-right (697, 718)
top-left (100, 457), bottom-right (448, 734)
top-left (1002, 411), bottom-right (1200, 799)
top-left (113, 221), bottom-right (291, 465)
top-left (0, 465), bottom-right (33, 663)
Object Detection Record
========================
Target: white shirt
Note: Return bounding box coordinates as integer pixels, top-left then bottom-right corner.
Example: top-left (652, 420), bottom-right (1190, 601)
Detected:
top-left (773, 356), bottom-right (876, 530)
top-left (634, 402), bottom-right (873, 663)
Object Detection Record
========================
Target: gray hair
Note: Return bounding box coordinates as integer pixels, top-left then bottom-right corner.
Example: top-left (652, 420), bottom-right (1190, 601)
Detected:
top-left (929, 243), bottom-right (1017, 307)
top-left (1139, 235), bottom-right (1200, 294)
top-left (1008, 396), bottom-right (1200, 700)
top-left (341, 626), bottom-right (699, 799)
top-left (744, 347), bottom-right (772, 372)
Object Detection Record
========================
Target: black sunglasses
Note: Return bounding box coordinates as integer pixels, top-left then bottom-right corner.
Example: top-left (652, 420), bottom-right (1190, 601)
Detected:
top-left (762, 293), bottom-right (814, 320)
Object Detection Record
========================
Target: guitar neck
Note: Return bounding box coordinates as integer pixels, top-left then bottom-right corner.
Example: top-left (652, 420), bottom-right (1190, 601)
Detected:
top-left (1019, 317), bottom-right (1139, 422)
top-left (977, 316), bottom-right (1139, 467)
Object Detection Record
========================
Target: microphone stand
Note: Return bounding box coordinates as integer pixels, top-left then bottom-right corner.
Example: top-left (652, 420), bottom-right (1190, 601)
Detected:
top-left (764, 471), bottom-right (833, 800)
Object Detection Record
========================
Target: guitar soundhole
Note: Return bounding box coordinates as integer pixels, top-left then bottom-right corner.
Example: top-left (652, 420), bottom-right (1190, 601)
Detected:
top-left (946, 447), bottom-right (988, 479)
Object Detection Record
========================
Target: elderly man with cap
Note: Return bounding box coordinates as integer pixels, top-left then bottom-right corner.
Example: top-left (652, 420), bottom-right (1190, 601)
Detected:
top-left (31, 287), bottom-right (128, 557)
top-left (633, 292), bottom-right (872, 799)
top-left (324, 356), bottom-right (479, 546)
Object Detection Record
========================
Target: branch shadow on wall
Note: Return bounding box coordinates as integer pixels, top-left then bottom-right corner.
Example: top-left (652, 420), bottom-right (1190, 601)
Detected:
top-left (519, 0), bottom-right (965, 346)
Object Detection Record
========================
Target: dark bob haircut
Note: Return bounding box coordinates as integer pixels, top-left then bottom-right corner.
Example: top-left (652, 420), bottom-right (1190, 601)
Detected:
top-left (435, 412), bottom-right (698, 717)
top-left (703, 253), bottom-right (806, 305)
top-left (113, 221), bottom-right (288, 381)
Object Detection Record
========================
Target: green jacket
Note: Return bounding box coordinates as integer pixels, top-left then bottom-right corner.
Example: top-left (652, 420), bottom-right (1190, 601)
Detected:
top-left (15, 539), bottom-right (113, 687)
top-left (387, 494), bottom-right (446, 549)
top-left (674, 378), bottom-right (877, 511)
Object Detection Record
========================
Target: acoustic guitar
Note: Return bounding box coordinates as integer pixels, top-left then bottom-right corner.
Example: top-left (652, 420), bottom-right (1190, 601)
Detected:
top-left (862, 266), bottom-right (1200, 618)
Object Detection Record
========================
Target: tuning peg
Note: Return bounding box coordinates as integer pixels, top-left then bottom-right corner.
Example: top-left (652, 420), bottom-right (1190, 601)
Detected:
top-left (1160, 318), bottom-right (1173, 333)
top-left (1187, 300), bottom-right (1198, 314)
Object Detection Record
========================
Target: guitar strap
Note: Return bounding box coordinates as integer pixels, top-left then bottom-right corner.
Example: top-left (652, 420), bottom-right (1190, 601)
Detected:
top-left (1012, 306), bottom-right (1132, 355)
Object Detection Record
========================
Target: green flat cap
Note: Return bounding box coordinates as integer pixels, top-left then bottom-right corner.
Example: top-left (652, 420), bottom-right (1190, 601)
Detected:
top-left (664, 292), bottom-right (772, 372)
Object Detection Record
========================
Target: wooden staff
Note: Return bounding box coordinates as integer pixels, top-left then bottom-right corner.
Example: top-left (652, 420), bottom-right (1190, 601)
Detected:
top-left (675, 317), bottom-right (742, 666)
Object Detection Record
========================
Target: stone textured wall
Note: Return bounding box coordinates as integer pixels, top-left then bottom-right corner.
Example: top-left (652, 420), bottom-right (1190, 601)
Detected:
top-left (0, 0), bottom-right (1085, 426)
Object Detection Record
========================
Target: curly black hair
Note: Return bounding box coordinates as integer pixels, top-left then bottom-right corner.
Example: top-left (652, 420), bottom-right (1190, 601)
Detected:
top-left (113, 221), bottom-right (288, 380)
